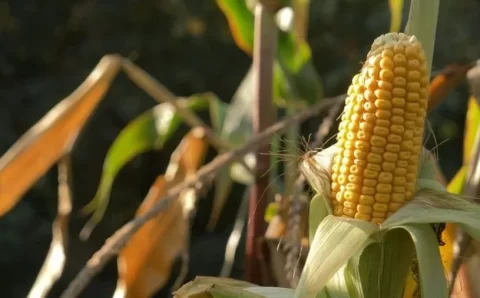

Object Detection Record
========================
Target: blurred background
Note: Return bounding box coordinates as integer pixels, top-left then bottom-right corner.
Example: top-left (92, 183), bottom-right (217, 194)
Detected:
top-left (0, 0), bottom-right (477, 297)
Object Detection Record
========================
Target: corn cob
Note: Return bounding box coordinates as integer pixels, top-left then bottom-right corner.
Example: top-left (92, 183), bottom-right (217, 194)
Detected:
top-left (331, 33), bottom-right (429, 224)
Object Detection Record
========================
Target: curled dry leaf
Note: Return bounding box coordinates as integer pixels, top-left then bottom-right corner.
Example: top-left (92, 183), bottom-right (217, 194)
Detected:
top-left (427, 62), bottom-right (474, 112)
top-left (0, 55), bottom-right (122, 217)
top-left (115, 128), bottom-right (209, 298)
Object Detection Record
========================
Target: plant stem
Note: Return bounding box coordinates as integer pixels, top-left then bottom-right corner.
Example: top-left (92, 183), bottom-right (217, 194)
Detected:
top-left (246, 3), bottom-right (277, 285)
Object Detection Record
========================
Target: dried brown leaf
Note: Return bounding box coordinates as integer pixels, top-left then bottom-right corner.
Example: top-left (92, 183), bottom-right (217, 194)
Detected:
top-left (115, 128), bottom-right (209, 298)
top-left (0, 55), bottom-right (122, 216)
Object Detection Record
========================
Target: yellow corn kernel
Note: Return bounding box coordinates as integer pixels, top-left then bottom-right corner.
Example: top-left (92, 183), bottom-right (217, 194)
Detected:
top-left (355, 213), bottom-right (372, 221)
top-left (330, 32), bottom-right (428, 224)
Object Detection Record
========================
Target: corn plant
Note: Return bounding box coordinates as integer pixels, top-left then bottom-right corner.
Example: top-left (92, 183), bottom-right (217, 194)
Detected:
top-left (1, 0), bottom-right (479, 297)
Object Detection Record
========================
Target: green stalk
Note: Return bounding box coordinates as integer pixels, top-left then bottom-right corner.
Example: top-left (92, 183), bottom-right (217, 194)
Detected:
top-left (404, 0), bottom-right (439, 75)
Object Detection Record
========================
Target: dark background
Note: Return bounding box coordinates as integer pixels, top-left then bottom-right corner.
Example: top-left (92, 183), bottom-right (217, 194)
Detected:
top-left (0, 0), bottom-right (478, 297)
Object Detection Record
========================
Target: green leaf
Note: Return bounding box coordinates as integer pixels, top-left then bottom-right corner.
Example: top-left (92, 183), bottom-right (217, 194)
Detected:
top-left (388, 0), bottom-right (404, 32)
top-left (220, 66), bottom-right (255, 147)
top-left (80, 94), bottom-right (215, 238)
top-left (207, 165), bottom-right (234, 231)
top-left (207, 70), bottom-right (256, 228)
top-left (355, 239), bottom-right (381, 298)
top-left (277, 32), bottom-right (312, 73)
top-left (216, 0), bottom-right (323, 106)
top-left (209, 98), bottom-right (230, 135)
top-left (295, 216), bottom-right (378, 298)
top-left (390, 224), bottom-right (449, 298)
top-left (275, 59), bottom-right (323, 108)
top-left (379, 229), bottom-right (415, 298)
top-left (216, 0), bottom-right (254, 54)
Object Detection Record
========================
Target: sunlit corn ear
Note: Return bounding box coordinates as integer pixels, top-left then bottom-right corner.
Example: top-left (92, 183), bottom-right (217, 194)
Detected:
top-left (298, 142), bottom-right (480, 298)
top-left (296, 32), bottom-right (480, 298)
top-left (330, 32), bottom-right (430, 224)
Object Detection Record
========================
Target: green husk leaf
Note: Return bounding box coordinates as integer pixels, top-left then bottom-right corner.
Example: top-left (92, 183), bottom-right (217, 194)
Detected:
top-left (355, 239), bottom-right (381, 298)
top-left (246, 287), bottom-right (295, 298)
top-left (315, 290), bottom-right (329, 298)
top-left (324, 263), bottom-right (354, 298)
top-left (383, 190), bottom-right (480, 241)
top-left (309, 193), bottom-right (331, 243)
top-left (379, 229), bottom-right (415, 298)
top-left (391, 224), bottom-right (448, 298)
top-left (295, 216), bottom-right (378, 298)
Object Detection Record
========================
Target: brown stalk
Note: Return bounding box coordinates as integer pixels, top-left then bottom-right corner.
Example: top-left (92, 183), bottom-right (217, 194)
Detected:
top-left (246, 3), bottom-right (277, 285)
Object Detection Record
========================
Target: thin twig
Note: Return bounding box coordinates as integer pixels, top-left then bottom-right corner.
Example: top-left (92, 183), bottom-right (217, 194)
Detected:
top-left (60, 95), bottom-right (342, 298)
top-left (28, 155), bottom-right (73, 298)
